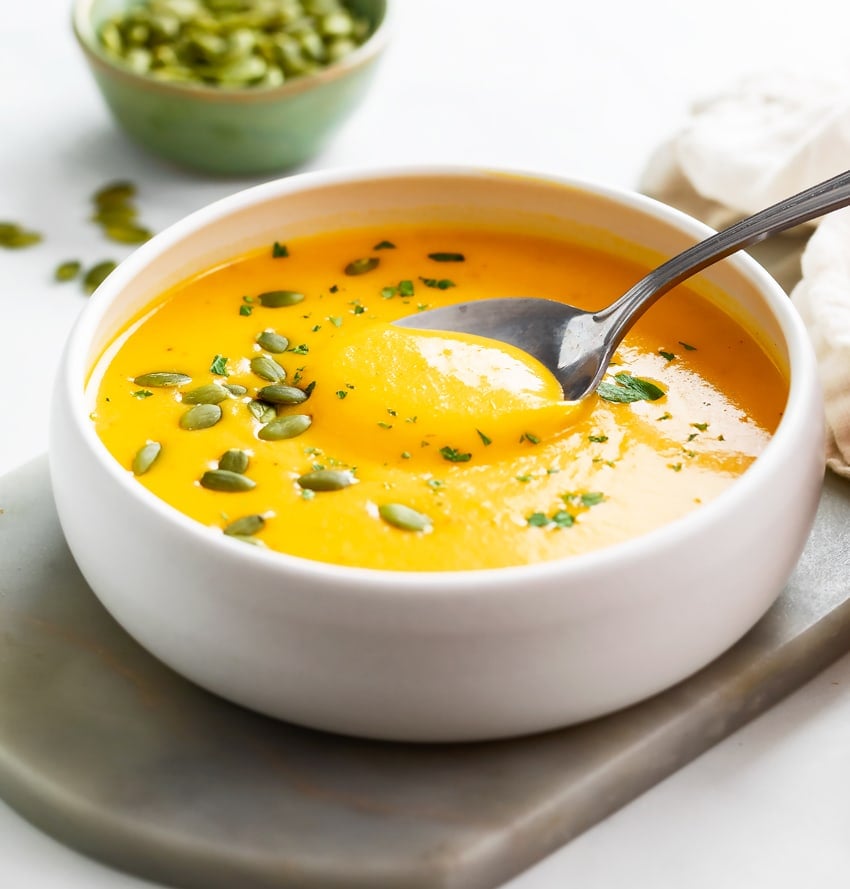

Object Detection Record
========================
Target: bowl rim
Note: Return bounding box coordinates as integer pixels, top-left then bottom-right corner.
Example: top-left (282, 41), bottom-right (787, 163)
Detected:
top-left (71, 0), bottom-right (393, 104)
top-left (56, 164), bottom-right (823, 593)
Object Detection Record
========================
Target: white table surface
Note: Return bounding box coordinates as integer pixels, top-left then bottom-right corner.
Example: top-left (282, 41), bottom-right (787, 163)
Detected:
top-left (3, 0), bottom-right (850, 885)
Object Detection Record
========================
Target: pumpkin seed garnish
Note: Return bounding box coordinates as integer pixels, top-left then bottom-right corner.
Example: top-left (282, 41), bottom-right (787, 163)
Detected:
top-left (200, 469), bottom-right (256, 492)
top-left (223, 514), bottom-right (266, 537)
top-left (344, 257), bottom-right (379, 276)
top-left (0, 221), bottom-right (42, 249)
top-left (258, 384), bottom-right (309, 405)
top-left (180, 403), bottom-right (222, 430)
top-left (378, 503), bottom-right (433, 532)
top-left (297, 469), bottom-right (356, 491)
top-left (256, 330), bottom-right (289, 353)
top-left (182, 383), bottom-right (228, 404)
top-left (83, 260), bottom-right (118, 294)
top-left (218, 449), bottom-right (250, 474)
top-left (133, 371), bottom-right (191, 388)
top-left (223, 383), bottom-right (248, 397)
top-left (247, 400), bottom-right (277, 423)
top-left (258, 290), bottom-right (305, 308)
top-left (91, 181), bottom-right (153, 245)
top-left (55, 260), bottom-right (82, 282)
top-left (428, 252), bottom-right (465, 262)
top-left (258, 414), bottom-right (312, 441)
top-left (132, 441), bottom-right (162, 476)
top-left (250, 355), bottom-right (287, 382)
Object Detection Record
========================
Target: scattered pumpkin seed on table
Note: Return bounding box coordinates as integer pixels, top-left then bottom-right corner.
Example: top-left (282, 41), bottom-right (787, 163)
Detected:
top-left (96, 0), bottom-right (372, 89)
top-left (0, 222), bottom-right (42, 249)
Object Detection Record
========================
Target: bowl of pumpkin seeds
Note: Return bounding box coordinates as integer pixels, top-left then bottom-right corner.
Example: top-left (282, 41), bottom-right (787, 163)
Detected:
top-left (72, 0), bottom-right (391, 174)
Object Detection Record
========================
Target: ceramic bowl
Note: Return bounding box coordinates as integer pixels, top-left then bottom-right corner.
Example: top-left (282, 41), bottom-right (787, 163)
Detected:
top-left (72, 0), bottom-right (391, 175)
top-left (49, 167), bottom-right (825, 742)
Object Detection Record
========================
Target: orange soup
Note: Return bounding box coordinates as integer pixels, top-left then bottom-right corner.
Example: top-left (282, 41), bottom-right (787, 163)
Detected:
top-left (90, 226), bottom-right (787, 570)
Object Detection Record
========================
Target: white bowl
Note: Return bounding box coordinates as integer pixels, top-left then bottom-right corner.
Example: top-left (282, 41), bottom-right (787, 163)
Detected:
top-left (49, 167), bottom-right (825, 742)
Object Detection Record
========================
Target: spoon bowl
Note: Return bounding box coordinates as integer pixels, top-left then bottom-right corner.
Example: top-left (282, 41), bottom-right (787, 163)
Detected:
top-left (396, 169), bottom-right (850, 400)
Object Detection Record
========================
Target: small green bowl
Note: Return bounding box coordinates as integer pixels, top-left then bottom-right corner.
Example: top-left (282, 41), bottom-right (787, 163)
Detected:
top-left (72, 0), bottom-right (391, 175)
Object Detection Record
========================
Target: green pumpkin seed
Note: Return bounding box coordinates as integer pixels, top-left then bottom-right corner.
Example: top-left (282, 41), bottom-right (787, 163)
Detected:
top-left (257, 384), bottom-right (308, 405)
top-left (297, 469), bottom-right (356, 491)
top-left (250, 355), bottom-right (286, 382)
top-left (132, 441), bottom-right (162, 476)
top-left (83, 260), bottom-right (117, 294)
top-left (378, 503), bottom-right (433, 532)
top-left (344, 256), bottom-right (379, 276)
top-left (133, 371), bottom-right (191, 388)
top-left (0, 221), bottom-right (42, 249)
top-left (247, 400), bottom-right (277, 423)
top-left (256, 330), bottom-right (289, 353)
top-left (223, 383), bottom-right (248, 396)
top-left (94, 181), bottom-right (135, 207)
top-left (182, 382), bottom-right (228, 405)
top-left (218, 448), bottom-right (250, 474)
top-left (180, 403), bottom-right (222, 430)
top-left (223, 514), bottom-right (266, 536)
top-left (104, 223), bottom-right (153, 245)
top-left (55, 260), bottom-right (81, 282)
top-left (200, 469), bottom-right (256, 492)
top-left (258, 290), bottom-right (305, 308)
top-left (258, 414), bottom-right (312, 441)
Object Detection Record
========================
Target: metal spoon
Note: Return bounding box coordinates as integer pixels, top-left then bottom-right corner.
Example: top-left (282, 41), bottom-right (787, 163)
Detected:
top-left (395, 169), bottom-right (850, 401)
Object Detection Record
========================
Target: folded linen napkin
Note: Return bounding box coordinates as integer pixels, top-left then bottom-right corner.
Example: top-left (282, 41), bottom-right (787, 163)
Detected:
top-left (639, 70), bottom-right (850, 477)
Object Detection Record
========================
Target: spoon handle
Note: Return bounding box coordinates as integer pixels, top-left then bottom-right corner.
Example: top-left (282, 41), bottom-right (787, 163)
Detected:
top-left (598, 167), bottom-right (850, 336)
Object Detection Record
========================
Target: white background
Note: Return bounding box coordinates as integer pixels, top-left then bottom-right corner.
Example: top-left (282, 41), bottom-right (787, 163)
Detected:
top-left (3, 0), bottom-right (850, 886)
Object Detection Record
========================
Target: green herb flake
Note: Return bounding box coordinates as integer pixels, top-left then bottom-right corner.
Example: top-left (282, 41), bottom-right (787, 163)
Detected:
top-left (209, 354), bottom-right (228, 375)
top-left (476, 429), bottom-right (492, 446)
top-left (692, 422), bottom-right (709, 431)
top-left (668, 462), bottom-right (683, 472)
top-left (272, 241), bottom-right (289, 258)
top-left (516, 474), bottom-right (533, 483)
top-left (659, 349), bottom-right (676, 362)
top-left (597, 372), bottom-right (665, 404)
top-left (552, 510), bottom-right (574, 528)
top-left (439, 446), bottom-right (472, 463)
top-left (377, 421), bottom-right (393, 429)
top-left (289, 344), bottom-right (309, 355)
top-left (374, 240), bottom-right (396, 250)
top-left (428, 252), bottom-right (465, 262)
top-left (335, 390), bottom-right (348, 399)
top-left (132, 389), bottom-right (153, 399)
top-left (329, 284), bottom-right (339, 293)
top-left (381, 286), bottom-right (396, 299)
top-left (401, 451), bottom-right (411, 459)
top-left (239, 304), bottom-right (253, 316)
top-left (657, 411), bottom-right (672, 420)
top-left (526, 512), bottom-right (550, 527)
top-left (687, 432), bottom-right (698, 442)
top-left (678, 341), bottom-right (697, 351)
top-left (580, 491), bottom-right (605, 507)
top-left (328, 315), bottom-right (342, 327)
top-left (588, 434), bottom-right (608, 443)
top-left (352, 304), bottom-right (366, 315)
top-left (520, 432), bottom-right (541, 444)
top-left (345, 257), bottom-right (379, 276)
top-left (311, 324), bottom-right (321, 332)
top-left (419, 276), bottom-right (456, 290)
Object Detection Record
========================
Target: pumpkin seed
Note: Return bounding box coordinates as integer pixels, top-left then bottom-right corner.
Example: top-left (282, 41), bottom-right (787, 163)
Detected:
top-left (247, 400), bottom-right (277, 423)
top-left (0, 221), bottom-right (42, 249)
top-left (258, 290), bottom-right (305, 308)
top-left (344, 256), bottom-right (379, 276)
top-left (223, 383), bottom-right (248, 396)
top-left (133, 371), bottom-right (191, 388)
top-left (223, 514), bottom-right (266, 536)
top-left (258, 413), bottom-right (312, 441)
top-left (83, 260), bottom-right (117, 294)
top-left (378, 503), bottom-right (433, 532)
top-left (104, 223), bottom-right (153, 245)
top-left (297, 469), bottom-right (356, 491)
top-left (180, 403), bottom-right (222, 430)
top-left (182, 382), bottom-right (228, 404)
top-left (257, 384), bottom-right (308, 405)
top-left (256, 330), bottom-right (289, 353)
top-left (250, 355), bottom-right (286, 382)
top-left (55, 260), bottom-right (82, 282)
top-left (218, 448), bottom-right (250, 474)
top-left (94, 181), bottom-right (135, 206)
top-left (200, 469), bottom-right (256, 492)
top-left (132, 441), bottom-right (162, 476)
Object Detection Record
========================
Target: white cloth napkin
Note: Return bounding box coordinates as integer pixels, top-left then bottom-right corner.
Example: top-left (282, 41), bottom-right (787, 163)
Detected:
top-left (639, 70), bottom-right (850, 476)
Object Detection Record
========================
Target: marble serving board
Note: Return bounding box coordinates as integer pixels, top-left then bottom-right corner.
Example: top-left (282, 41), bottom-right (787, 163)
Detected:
top-left (2, 456), bottom-right (850, 889)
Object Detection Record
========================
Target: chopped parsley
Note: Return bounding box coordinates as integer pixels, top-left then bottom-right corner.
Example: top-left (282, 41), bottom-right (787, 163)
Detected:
top-left (131, 389), bottom-right (153, 399)
top-left (373, 240), bottom-right (396, 250)
top-left (209, 354), bottom-right (228, 375)
top-left (597, 372), bottom-right (665, 403)
top-left (272, 241), bottom-right (289, 258)
top-left (428, 252), bottom-right (465, 262)
top-left (659, 349), bottom-right (676, 362)
top-left (439, 446), bottom-right (472, 463)
top-left (588, 434), bottom-right (608, 443)
top-left (419, 276), bottom-right (456, 290)
top-left (678, 341), bottom-right (697, 351)
top-left (476, 429), bottom-right (492, 446)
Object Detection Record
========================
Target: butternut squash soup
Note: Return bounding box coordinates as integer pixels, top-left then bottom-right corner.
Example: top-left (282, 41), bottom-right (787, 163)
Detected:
top-left (89, 226), bottom-right (788, 571)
